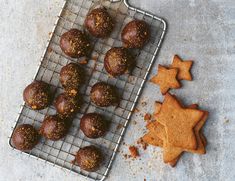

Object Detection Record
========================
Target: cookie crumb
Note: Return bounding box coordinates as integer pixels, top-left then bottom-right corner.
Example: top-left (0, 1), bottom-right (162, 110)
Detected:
top-left (133, 108), bottom-right (140, 113)
top-left (132, 120), bottom-right (137, 125)
top-left (129, 146), bottom-right (139, 158)
top-left (48, 47), bottom-right (53, 53)
top-left (141, 101), bottom-right (147, 106)
top-left (144, 113), bottom-right (151, 121)
top-left (123, 154), bottom-right (131, 159)
top-left (137, 138), bottom-right (148, 150)
top-left (92, 55), bottom-right (98, 61)
top-left (116, 123), bottom-right (123, 130)
top-left (71, 159), bottom-right (76, 165)
top-left (79, 59), bottom-right (88, 64)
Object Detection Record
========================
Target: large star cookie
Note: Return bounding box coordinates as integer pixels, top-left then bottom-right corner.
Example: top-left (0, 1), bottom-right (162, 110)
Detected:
top-left (155, 93), bottom-right (204, 150)
top-left (143, 99), bottom-right (208, 167)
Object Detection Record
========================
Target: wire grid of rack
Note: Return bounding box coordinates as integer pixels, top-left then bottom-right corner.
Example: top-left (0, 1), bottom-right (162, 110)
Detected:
top-left (9, 0), bottom-right (166, 180)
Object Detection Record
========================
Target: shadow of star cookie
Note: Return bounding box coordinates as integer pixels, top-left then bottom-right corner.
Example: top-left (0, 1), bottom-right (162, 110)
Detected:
top-left (150, 65), bottom-right (181, 94)
top-left (156, 93), bottom-right (204, 150)
top-left (171, 55), bottom-right (193, 81)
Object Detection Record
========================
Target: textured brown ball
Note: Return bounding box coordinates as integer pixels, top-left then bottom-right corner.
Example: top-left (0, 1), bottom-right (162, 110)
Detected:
top-left (39, 115), bottom-right (70, 141)
top-left (121, 20), bottom-right (150, 48)
top-left (54, 93), bottom-right (81, 118)
top-left (60, 29), bottom-right (91, 58)
top-left (60, 63), bottom-right (85, 96)
top-left (104, 47), bottom-right (134, 77)
top-left (76, 146), bottom-right (103, 172)
top-left (85, 8), bottom-right (114, 38)
top-left (80, 113), bottom-right (108, 139)
top-left (23, 81), bottom-right (52, 110)
top-left (90, 82), bottom-right (119, 107)
top-left (12, 124), bottom-right (39, 151)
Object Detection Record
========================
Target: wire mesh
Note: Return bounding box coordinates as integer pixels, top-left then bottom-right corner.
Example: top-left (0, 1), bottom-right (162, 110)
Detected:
top-left (9, 0), bottom-right (166, 180)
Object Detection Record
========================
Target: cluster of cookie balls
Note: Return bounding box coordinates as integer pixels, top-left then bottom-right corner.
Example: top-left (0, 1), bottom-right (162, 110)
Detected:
top-left (12, 7), bottom-right (151, 172)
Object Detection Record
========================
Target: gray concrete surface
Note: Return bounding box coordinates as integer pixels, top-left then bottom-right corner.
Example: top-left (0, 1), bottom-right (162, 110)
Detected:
top-left (0, 0), bottom-right (235, 180)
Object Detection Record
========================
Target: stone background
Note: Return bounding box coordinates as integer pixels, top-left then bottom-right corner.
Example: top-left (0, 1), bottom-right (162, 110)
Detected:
top-left (0, 0), bottom-right (234, 180)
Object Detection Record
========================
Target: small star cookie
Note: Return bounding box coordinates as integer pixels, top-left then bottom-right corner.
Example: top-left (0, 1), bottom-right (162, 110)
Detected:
top-left (171, 55), bottom-right (193, 81)
top-left (150, 65), bottom-right (181, 94)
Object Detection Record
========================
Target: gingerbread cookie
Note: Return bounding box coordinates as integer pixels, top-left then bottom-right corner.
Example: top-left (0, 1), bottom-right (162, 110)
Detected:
top-left (156, 93), bottom-right (204, 150)
top-left (150, 65), bottom-right (181, 94)
top-left (171, 55), bottom-right (193, 81)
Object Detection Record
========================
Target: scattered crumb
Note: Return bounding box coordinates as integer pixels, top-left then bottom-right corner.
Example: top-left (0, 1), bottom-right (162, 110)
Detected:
top-left (123, 154), bottom-right (131, 159)
top-left (129, 146), bottom-right (139, 158)
top-left (48, 47), bottom-right (53, 53)
top-left (133, 108), bottom-right (140, 113)
top-left (225, 119), bottom-right (230, 123)
top-left (128, 76), bottom-right (135, 82)
top-left (137, 138), bottom-right (148, 150)
top-left (48, 32), bottom-right (52, 36)
top-left (71, 159), bottom-right (76, 165)
top-left (141, 101), bottom-right (147, 106)
top-left (79, 59), bottom-right (88, 64)
top-left (92, 55), bottom-right (98, 61)
top-left (144, 113), bottom-right (152, 121)
top-left (132, 120), bottom-right (137, 125)
top-left (108, 74), bottom-right (114, 78)
top-left (116, 123), bottom-right (123, 130)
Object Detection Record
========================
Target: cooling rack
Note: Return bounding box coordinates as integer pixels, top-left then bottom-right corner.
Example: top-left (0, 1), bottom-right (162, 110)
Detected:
top-left (9, 0), bottom-right (167, 180)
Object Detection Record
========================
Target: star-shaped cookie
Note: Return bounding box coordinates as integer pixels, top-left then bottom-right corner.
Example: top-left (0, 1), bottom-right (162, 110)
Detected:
top-left (150, 65), bottom-right (181, 94)
top-left (161, 110), bottom-right (208, 163)
top-left (156, 93), bottom-right (204, 150)
top-left (171, 55), bottom-right (193, 81)
top-left (144, 102), bottom-right (207, 166)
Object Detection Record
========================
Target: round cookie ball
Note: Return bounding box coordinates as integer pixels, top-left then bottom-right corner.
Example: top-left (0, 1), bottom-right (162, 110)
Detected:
top-left (54, 93), bottom-right (81, 118)
top-left (76, 145), bottom-right (103, 172)
top-left (12, 124), bottom-right (39, 151)
top-left (104, 47), bottom-right (134, 77)
top-left (23, 81), bottom-right (52, 110)
top-left (60, 63), bottom-right (85, 96)
top-left (85, 8), bottom-right (114, 38)
top-left (39, 115), bottom-right (70, 141)
top-left (60, 29), bottom-right (91, 58)
top-left (121, 20), bottom-right (150, 48)
top-left (80, 113), bottom-right (109, 139)
top-left (90, 82), bottom-right (119, 107)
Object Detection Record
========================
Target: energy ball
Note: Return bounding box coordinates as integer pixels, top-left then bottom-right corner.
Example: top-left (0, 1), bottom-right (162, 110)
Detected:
top-left (60, 63), bottom-right (85, 96)
top-left (39, 115), bottom-right (70, 141)
top-left (23, 81), bottom-right (52, 110)
top-left (54, 93), bottom-right (81, 118)
top-left (90, 82), bottom-right (119, 107)
top-left (60, 29), bottom-right (91, 58)
top-left (121, 20), bottom-right (150, 48)
top-left (85, 8), bottom-right (114, 38)
top-left (104, 47), bottom-right (134, 77)
top-left (80, 113), bottom-right (109, 139)
top-left (12, 124), bottom-right (39, 151)
top-left (76, 145), bottom-right (103, 172)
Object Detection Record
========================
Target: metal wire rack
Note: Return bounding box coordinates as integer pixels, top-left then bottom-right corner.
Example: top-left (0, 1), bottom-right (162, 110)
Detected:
top-left (9, 0), bottom-right (166, 180)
